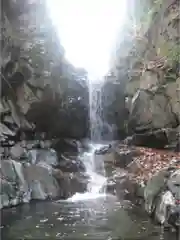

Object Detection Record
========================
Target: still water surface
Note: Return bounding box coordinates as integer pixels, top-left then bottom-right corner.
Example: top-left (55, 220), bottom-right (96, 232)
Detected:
top-left (1, 194), bottom-right (176, 240)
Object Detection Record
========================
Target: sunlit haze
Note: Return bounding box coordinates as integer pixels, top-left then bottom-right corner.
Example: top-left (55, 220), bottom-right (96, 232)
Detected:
top-left (46, 0), bottom-right (127, 80)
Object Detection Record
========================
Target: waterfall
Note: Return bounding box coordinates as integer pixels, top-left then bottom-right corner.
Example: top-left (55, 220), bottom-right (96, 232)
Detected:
top-left (85, 80), bottom-right (107, 193)
top-left (89, 82), bottom-right (104, 142)
top-left (68, 80), bottom-right (107, 201)
top-left (89, 81), bottom-right (114, 142)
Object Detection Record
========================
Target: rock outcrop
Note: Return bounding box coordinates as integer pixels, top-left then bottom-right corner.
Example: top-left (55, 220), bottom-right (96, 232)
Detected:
top-left (0, 0), bottom-right (90, 209)
top-left (0, 141), bottom-right (88, 209)
top-left (97, 143), bottom-right (180, 229)
top-left (0, 0), bottom-right (89, 147)
top-left (109, 0), bottom-right (180, 149)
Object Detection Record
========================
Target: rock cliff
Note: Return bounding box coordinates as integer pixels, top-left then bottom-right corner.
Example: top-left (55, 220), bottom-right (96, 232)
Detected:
top-left (0, 0), bottom-right (89, 208)
top-left (1, 0), bottom-right (89, 145)
top-left (109, 0), bottom-right (180, 149)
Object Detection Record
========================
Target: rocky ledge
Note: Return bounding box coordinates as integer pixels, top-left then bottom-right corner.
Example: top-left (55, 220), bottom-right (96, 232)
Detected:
top-left (95, 144), bottom-right (180, 229)
top-left (0, 139), bottom-right (88, 209)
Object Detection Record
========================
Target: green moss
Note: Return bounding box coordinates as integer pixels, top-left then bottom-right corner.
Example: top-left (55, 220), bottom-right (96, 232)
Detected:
top-left (158, 42), bottom-right (180, 64)
top-left (167, 45), bottom-right (180, 63)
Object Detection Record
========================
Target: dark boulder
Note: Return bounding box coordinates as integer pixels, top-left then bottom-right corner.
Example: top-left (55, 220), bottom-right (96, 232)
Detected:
top-left (26, 97), bottom-right (89, 139)
top-left (52, 139), bottom-right (82, 156)
top-left (128, 90), bottom-right (178, 134)
top-left (56, 158), bottom-right (86, 173)
top-left (124, 129), bottom-right (169, 149)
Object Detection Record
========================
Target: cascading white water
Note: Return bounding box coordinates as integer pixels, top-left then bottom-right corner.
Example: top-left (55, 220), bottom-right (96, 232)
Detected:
top-left (89, 82), bottom-right (104, 142)
top-left (68, 81), bottom-right (107, 201)
top-left (84, 80), bottom-right (107, 193)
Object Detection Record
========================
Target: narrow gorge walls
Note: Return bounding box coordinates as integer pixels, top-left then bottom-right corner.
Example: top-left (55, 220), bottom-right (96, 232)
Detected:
top-left (1, 0), bottom-right (90, 146)
top-left (109, 0), bottom-right (180, 149)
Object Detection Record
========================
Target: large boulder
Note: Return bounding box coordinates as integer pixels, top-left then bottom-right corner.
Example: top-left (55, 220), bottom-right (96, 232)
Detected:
top-left (144, 170), bottom-right (169, 214)
top-left (0, 146), bottom-right (88, 209)
top-left (165, 77), bottom-right (180, 123)
top-left (129, 90), bottom-right (178, 133)
top-left (124, 126), bottom-right (180, 149)
top-left (27, 148), bottom-right (58, 166)
top-left (23, 164), bottom-right (60, 200)
top-left (0, 179), bottom-right (17, 207)
top-left (1, 160), bottom-right (17, 182)
top-left (164, 126), bottom-right (180, 150)
top-left (150, 169), bottom-right (180, 226)
top-left (0, 159), bottom-right (61, 208)
top-left (124, 129), bottom-right (169, 149)
top-left (10, 142), bottom-right (26, 159)
top-left (0, 160), bottom-right (31, 207)
top-left (52, 139), bottom-right (82, 158)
